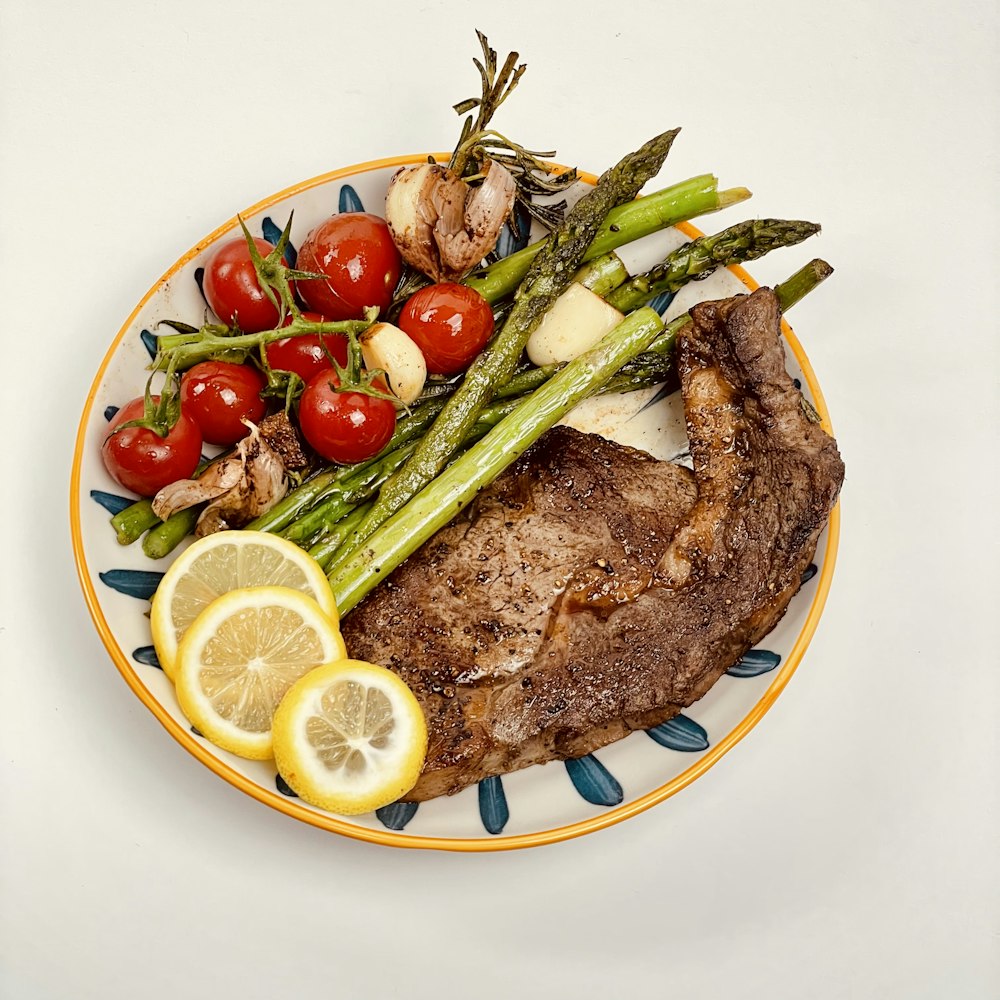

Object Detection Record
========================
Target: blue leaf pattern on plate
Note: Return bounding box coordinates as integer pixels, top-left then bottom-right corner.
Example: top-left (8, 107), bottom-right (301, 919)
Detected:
top-left (376, 801), bottom-right (419, 831)
top-left (339, 184), bottom-right (364, 214)
top-left (648, 290), bottom-right (676, 317)
top-left (636, 382), bottom-right (676, 414)
top-left (646, 714), bottom-right (709, 752)
top-left (801, 562), bottom-right (818, 584)
top-left (478, 776), bottom-right (509, 834)
top-left (261, 216), bottom-right (297, 267)
top-left (132, 645), bottom-right (161, 669)
top-left (565, 755), bottom-right (623, 806)
top-left (276, 773), bottom-right (298, 797)
top-left (494, 200), bottom-right (532, 260)
top-left (90, 490), bottom-right (134, 515)
top-left (98, 569), bottom-right (163, 600)
top-left (727, 649), bottom-right (781, 678)
top-left (195, 266), bottom-right (206, 300)
top-left (139, 328), bottom-right (158, 360)
top-left (104, 405), bottom-right (119, 422)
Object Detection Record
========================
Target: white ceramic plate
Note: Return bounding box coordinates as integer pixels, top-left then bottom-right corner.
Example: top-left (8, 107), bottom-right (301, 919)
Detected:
top-left (71, 155), bottom-right (840, 851)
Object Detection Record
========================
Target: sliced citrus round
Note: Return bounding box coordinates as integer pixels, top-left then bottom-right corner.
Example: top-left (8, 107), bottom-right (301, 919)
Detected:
top-left (174, 585), bottom-right (346, 760)
top-left (272, 659), bottom-right (428, 815)
top-left (150, 530), bottom-right (336, 681)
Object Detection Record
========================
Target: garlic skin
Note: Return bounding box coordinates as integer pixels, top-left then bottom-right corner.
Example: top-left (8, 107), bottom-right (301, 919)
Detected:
top-left (384, 160), bottom-right (517, 282)
top-left (360, 322), bottom-right (427, 405)
top-left (151, 421), bottom-right (288, 535)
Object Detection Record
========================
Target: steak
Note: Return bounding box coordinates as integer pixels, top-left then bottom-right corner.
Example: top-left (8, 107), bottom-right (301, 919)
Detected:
top-left (341, 287), bottom-right (845, 800)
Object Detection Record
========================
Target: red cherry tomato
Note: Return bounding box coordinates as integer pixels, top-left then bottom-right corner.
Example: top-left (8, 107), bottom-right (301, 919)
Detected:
top-left (397, 283), bottom-right (494, 375)
top-left (296, 213), bottom-right (402, 321)
top-left (298, 370), bottom-right (397, 464)
top-left (101, 396), bottom-right (202, 497)
top-left (179, 361), bottom-right (267, 446)
top-left (262, 312), bottom-right (350, 383)
top-left (203, 236), bottom-right (285, 332)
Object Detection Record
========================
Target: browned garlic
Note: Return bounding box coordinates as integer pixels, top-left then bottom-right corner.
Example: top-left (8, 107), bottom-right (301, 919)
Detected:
top-left (384, 160), bottom-right (517, 282)
top-left (152, 421), bottom-right (288, 536)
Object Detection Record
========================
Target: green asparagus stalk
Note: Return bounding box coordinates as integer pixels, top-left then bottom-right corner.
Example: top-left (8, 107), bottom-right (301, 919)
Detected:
top-left (142, 507), bottom-right (201, 560)
top-left (282, 440), bottom-right (423, 544)
top-left (465, 174), bottom-right (751, 305)
top-left (572, 252), bottom-right (629, 297)
top-left (773, 258), bottom-right (834, 312)
top-left (307, 503), bottom-right (375, 573)
top-left (340, 130), bottom-right (682, 557)
top-left (605, 219), bottom-right (821, 314)
top-left (111, 500), bottom-right (160, 545)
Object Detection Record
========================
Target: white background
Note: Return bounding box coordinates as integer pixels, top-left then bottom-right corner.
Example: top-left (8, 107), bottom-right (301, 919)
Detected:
top-left (1, 1), bottom-right (997, 997)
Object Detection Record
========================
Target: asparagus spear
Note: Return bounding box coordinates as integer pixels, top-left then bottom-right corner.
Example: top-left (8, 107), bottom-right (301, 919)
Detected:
top-left (282, 440), bottom-right (423, 544)
top-left (327, 259), bottom-right (833, 613)
top-left (340, 130), bottom-right (682, 556)
top-left (606, 219), bottom-right (821, 313)
top-left (307, 503), bottom-right (375, 572)
top-left (465, 174), bottom-right (751, 305)
top-left (142, 506), bottom-right (200, 560)
top-left (111, 500), bottom-right (160, 545)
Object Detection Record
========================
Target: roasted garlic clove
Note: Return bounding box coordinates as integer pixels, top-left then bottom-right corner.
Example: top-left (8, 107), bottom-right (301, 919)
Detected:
top-left (360, 322), bottom-right (427, 405)
top-left (151, 421), bottom-right (289, 534)
top-left (384, 160), bottom-right (517, 282)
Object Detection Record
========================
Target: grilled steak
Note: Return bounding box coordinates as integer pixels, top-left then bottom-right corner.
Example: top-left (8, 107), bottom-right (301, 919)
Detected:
top-left (341, 287), bottom-right (845, 800)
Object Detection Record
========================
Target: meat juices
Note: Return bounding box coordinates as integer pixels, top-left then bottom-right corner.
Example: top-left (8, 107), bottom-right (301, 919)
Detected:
top-left (341, 287), bottom-right (845, 800)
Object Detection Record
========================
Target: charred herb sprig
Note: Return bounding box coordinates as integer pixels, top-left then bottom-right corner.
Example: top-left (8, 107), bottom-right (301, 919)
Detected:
top-left (448, 31), bottom-right (578, 231)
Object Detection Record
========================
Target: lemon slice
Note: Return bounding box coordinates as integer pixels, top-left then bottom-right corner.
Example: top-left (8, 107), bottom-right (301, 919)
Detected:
top-left (151, 530), bottom-right (336, 681)
top-left (174, 586), bottom-right (346, 760)
top-left (272, 659), bottom-right (428, 815)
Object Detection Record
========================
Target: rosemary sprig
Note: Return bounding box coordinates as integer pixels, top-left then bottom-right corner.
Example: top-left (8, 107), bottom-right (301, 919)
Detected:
top-left (447, 31), bottom-right (578, 234)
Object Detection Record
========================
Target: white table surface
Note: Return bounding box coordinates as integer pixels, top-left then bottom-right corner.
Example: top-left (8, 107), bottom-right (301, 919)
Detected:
top-left (2, 1), bottom-right (997, 997)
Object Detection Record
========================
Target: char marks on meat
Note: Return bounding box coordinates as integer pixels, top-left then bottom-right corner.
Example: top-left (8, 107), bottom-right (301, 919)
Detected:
top-left (341, 287), bottom-right (845, 800)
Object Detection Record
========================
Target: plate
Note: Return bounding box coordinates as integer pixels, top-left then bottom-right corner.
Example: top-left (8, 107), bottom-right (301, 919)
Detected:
top-left (71, 155), bottom-right (840, 851)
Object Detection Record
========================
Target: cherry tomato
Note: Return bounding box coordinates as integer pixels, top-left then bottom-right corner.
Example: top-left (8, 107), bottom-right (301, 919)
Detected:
top-left (298, 370), bottom-right (397, 464)
top-left (101, 396), bottom-right (202, 497)
top-left (179, 361), bottom-right (267, 446)
top-left (397, 283), bottom-right (494, 375)
top-left (203, 236), bottom-right (285, 332)
top-left (296, 213), bottom-right (402, 321)
top-left (262, 312), bottom-right (350, 383)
